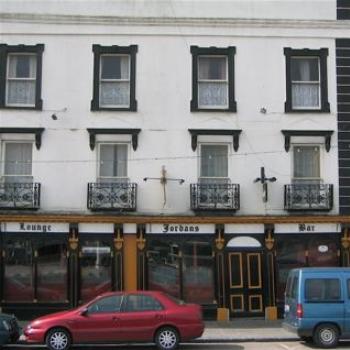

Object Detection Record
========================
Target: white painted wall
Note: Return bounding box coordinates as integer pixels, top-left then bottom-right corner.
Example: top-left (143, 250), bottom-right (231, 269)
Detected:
top-left (0, 0), bottom-right (343, 215)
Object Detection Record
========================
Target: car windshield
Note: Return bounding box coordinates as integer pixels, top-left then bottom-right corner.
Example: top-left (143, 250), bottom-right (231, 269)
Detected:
top-left (164, 293), bottom-right (185, 305)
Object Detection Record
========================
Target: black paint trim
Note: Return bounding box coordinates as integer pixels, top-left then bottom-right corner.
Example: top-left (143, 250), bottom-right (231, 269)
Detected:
top-left (190, 46), bottom-right (236, 112)
top-left (87, 128), bottom-right (141, 151)
top-left (188, 129), bottom-right (242, 151)
top-left (91, 45), bottom-right (138, 111)
top-left (281, 130), bottom-right (333, 152)
top-left (0, 44), bottom-right (44, 110)
top-left (0, 127), bottom-right (45, 150)
top-left (284, 48), bottom-right (330, 113)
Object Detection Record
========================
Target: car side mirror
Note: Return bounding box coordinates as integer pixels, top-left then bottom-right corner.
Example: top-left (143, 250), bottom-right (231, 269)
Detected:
top-left (80, 308), bottom-right (88, 316)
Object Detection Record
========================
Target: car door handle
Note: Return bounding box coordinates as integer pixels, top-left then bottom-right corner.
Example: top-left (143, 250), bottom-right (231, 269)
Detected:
top-left (155, 314), bottom-right (165, 320)
top-left (112, 316), bottom-right (120, 322)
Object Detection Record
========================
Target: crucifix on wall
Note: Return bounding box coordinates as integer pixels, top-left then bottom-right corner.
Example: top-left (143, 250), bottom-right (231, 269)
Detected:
top-left (254, 167), bottom-right (277, 203)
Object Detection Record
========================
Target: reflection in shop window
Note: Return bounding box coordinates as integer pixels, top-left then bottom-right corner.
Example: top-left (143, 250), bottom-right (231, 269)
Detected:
top-left (3, 238), bottom-right (34, 301)
top-left (80, 239), bottom-right (112, 302)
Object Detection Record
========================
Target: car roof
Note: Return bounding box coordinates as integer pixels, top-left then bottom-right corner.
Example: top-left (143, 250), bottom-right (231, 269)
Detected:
top-left (96, 290), bottom-right (165, 298)
top-left (291, 267), bottom-right (350, 274)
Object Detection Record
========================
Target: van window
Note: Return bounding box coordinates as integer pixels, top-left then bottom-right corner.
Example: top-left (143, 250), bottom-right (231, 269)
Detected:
top-left (285, 276), bottom-right (292, 297)
top-left (291, 276), bottom-right (299, 298)
top-left (305, 278), bottom-right (341, 302)
top-left (347, 279), bottom-right (350, 298)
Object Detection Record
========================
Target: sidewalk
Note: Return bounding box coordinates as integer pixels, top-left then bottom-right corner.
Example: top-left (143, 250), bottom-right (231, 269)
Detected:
top-left (18, 318), bottom-right (298, 343)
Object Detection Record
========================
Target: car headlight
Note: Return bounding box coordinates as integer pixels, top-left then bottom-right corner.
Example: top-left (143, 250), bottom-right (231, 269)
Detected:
top-left (2, 320), bottom-right (10, 331)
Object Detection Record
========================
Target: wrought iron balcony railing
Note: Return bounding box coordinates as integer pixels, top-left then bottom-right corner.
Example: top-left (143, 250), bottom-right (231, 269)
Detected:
top-left (87, 182), bottom-right (137, 211)
top-left (0, 182), bottom-right (41, 210)
top-left (190, 183), bottom-right (240, 211)
top-left (284, 183), bottom-right (333, 211)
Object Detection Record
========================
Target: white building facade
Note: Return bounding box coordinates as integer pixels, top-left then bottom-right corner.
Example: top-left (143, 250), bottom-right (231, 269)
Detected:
top-left (0, 0), bottom-right (349, 320)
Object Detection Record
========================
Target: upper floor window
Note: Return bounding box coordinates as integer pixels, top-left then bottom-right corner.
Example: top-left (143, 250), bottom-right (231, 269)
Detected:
top-left (191, 46), bottom-right (236, 112)
top-left (0, 44), bottom-right (44, 109)
top-left (293, 145), bottom-right (321, 184)
top-left (284, 48), bottom-right (329, 113)
top-left (91, 45), bottom-right (137, 111)
top-left (98, 143), bottom-right (128, 183)
top-left (2, 142), bottom-right (33, 183)
top-left (200, 144), bottom-right (229, 183)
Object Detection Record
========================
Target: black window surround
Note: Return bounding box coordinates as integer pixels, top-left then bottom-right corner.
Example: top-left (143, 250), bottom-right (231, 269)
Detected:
top-left (91, 45), bottom-right (138, 112)
top-left (284, 48), bottom-right (330, 113)
top-left (0, 127), bottom-right (45, 150)
top-left (188, 129), bottom-right (242, 151)
top-left (0, 44), bottom-right (44, 110)
top-left (281, 130), bottom-right (334, 152)
top-left (190, 46), bottom-right (236, 112)
top-left (87, 128), bottom-right (141, 151)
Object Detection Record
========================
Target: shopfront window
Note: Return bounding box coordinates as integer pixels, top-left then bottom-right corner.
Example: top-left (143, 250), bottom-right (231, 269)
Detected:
top-left (276, 235), bottom-right (339, 303)
top-left (2, 234), bottom-right (68, 302)
top-left (147, 237), bottom-right (214, 304)
top-left (3, 238), bottom-right (34, 301)
top-left (80, 237), bottom-right (112, 302)
top-left (37, 240), bottom-right (67, 302)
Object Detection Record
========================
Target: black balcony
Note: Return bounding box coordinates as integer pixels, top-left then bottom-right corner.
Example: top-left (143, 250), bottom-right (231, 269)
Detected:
top-left (284, 184), bottom-right (333, 211)
top-left (190, 183), bottom-right (240, 211)
top-left (0, 182), bottom-right (41, 210)
top-left (87, 182), bottom-right (137, 211)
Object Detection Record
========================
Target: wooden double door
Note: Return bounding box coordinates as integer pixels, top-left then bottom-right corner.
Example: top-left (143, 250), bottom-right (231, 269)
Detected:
top-left (226, 250), bottom-right (265, 317)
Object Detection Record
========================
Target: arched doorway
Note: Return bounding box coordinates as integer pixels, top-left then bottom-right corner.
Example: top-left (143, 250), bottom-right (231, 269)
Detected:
top-left (225, 236), bottom-right (264, 317)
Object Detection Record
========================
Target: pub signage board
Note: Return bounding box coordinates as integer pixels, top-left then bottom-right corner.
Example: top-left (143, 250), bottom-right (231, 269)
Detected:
top-left (146, 223), bottom-right (215, 234)
top-left (2, 222), bottom-right (70, 233)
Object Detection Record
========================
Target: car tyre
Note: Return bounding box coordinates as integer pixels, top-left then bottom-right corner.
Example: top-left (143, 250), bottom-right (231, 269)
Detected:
top-left (313, 324), bottom-right (339, 348)
top-left (155, 327), bottom-right (179, 350)
top-left (45, 328), bottom-right (71, 350)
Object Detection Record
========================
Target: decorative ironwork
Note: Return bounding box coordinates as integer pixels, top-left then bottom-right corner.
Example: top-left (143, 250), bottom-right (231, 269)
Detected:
top-left (284, 184), bottom-right (333, 211)
top-left (0, 182), bottom-right (40, 209)
top-left (87, 182), bottom-right (137, 211)
top-left (190, 183), bottom-right (240, 211)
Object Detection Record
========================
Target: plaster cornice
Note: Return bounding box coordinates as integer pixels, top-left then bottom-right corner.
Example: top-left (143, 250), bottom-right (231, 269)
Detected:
top-left (0, 13), bottom-right (348, 31)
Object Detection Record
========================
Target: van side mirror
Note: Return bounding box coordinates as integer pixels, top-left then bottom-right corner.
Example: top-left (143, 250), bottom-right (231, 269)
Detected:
top-left (80, 308), bottom-right (88, 316)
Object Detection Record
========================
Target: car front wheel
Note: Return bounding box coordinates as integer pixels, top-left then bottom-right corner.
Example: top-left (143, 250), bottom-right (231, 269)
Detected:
top-left (155, 327), bottom-right (179, 350)
top-left (45, 328), bottom-right (71, 350)
top-left (313, 324), bottom-right (339, 348)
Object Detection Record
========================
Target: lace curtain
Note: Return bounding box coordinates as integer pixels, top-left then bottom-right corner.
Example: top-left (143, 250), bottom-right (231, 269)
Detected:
top-left (200, 144), bottom-right (228, 182)
top-left (100, 55), bottom-right (130, 107)
top-left (293, 146), bottom-right (320, 183)
top-left (7, 54), bottom-right (36, 106)
top-left (198, 56), bottom-right (228, 107)
top-left (291, 57), bottom-right (320, 108)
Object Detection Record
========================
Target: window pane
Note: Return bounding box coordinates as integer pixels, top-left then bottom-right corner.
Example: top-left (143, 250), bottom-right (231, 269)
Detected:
top-left (182, 241), bottom-right (215, 304)
top-left (4, 143), bottom-right (33, 178)
top-left (305, 279), bottom-right (340, 301)
top-left (293, 146), bottom-right (320, 179)
top-left (3, 238), bottom-right (34, 301)
top-left (292, 83), bottom-right (319, 108)
top-left (148, 240), bottom-right (181, 299)
top-left (101, 55), bottom-right (129, 80)
top-left (100, 82), bottom-right (130, 107)
top-left (125, 295), bottom-right (163, 312)
top-left (198, 82), bottom-right (228, 107)
top-left (99, 144), bottom-right (127, 178)
top-left (291, 57), bottom-right (319, 82)
top-left (200, 144), bottom-right (228, 178)
top-left (88, 295), bottom-right (123, 313)
top-left (37, 240), bottom-right (67, 302)
top-left (8, 55), bottom-right (36, 79)
top-left (80, 238), bottom-right (112, 302)
top-left (198, 57), bottom-right (227, 80)
top-left (7, 81), bottom-right (36, 106)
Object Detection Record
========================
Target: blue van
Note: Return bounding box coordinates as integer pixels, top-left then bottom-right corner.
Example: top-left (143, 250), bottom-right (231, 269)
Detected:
top-left (283, 267), bottom-right (350, 348)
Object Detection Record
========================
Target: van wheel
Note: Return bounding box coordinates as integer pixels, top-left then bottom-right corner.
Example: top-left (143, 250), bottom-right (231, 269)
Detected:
top-left (313, 324), bottom-right (339, 348)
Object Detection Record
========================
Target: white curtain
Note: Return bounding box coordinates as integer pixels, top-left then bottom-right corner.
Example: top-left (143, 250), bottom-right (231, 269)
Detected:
top-left (293, 146), bottom-right (320, 183)
top-left (291, 58), bottom-right (319, 108)
top-left (198, 56), bottom-right (227, 107)
top-left (99, 144), bottom-right (127, 182)
top-left (100, 55), bottom-right (130, 107)
top-left (4, 143), bottom-right (33, 183)
top-left (200, 145), bottom-right (228, 183)
top-left (7, 54), bottom-right (36, 106)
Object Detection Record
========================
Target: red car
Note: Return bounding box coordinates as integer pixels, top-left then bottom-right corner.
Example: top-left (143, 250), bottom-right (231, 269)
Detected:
top-left (23, 291), bottom-right (204, 350)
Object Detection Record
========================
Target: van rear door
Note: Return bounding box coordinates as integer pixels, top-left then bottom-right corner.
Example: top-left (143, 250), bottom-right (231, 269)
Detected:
top-left (284, 271), bottom-right (299, 325)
